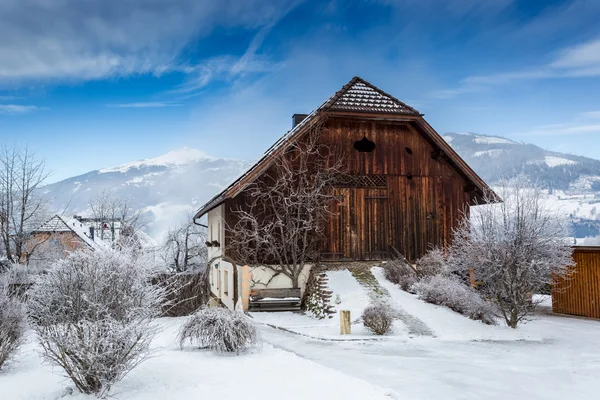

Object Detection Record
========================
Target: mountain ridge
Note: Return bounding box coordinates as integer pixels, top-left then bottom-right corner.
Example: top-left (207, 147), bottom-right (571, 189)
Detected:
top-left (41, 135), bottom-right (600, 242)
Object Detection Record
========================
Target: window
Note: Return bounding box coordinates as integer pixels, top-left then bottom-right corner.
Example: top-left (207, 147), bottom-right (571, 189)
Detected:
top-left (223, 269), bottom-right (229, 296)
top-left (353, 135), bottom-right (376, 152)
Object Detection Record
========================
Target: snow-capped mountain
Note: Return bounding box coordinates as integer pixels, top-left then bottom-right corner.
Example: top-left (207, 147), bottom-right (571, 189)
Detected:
top-left (443, 132), bottom-right (600, 192)
top-left (443, 132), bottom-right (600, 239)
top-left (41, 148), bottom-right (250, 241)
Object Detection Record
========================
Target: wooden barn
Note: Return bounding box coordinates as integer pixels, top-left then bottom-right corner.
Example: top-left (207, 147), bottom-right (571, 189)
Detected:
top-left (194, 76), bottom-right (494, 308)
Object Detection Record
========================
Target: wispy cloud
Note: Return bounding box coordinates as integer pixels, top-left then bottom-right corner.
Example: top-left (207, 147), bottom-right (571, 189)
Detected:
top-left (107, 102), bottom-right (182, 108)
top-left (0, 104), bottom-right (39, 115)
top-left (433, 35), bottom-right (600, 98)
top-left (525, 124), bottom-right (600, 136)
top-left (172, 1), bottom-right (300, 96)
top-left (579, 111), bottom-right (600, 120)
top-left (0, 0), bottom-right (291, 84)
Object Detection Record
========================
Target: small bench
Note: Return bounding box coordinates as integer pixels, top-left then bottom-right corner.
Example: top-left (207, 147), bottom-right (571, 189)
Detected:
top-left (249, 288), bottom-right (302, 312)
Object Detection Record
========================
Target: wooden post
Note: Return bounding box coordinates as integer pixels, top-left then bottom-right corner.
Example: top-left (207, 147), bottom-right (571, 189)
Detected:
top-left (469, 268), bottom-right (475, 288)
top-left (340, 310), bottom-right (351, 335)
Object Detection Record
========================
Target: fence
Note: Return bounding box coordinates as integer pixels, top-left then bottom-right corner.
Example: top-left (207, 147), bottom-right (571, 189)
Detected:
top-left (552, 246), bottom-right (600, 319)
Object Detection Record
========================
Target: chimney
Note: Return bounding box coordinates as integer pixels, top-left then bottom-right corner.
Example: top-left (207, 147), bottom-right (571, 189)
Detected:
top-left (89, 226), bottom-right (95, 241)
top-left (292, 114), bottom-right (308, 128)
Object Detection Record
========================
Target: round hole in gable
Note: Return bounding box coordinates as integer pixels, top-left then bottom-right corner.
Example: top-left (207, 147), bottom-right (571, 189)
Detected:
top-left (405, 147), bottom-right (413, 155)
top-left (354, 135), bottom-right (376, 153)
top-left (407, 174), bottom-right (413, 180)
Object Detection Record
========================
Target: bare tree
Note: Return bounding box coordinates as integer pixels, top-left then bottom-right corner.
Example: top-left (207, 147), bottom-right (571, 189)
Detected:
top-left (88, 191), bottom-right (147, 247)
top-left (448, 175), bottom-right (573, 328)
top-left (0, 146), bottom-right (50, 264)
top-left (228, 124), bottom-right (345, 288)
top-left (163, 214), bottom-right (208, 272)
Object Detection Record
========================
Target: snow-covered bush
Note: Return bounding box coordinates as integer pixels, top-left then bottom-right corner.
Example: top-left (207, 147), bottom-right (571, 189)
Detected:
top-left (383, 258), bottom-right (418, 292)
top-left (28, 249), bottom-right (165, 397)
top-left (179, 307), bottom-right (259, 354)
top-left (0, 278), bottom-right (26, 370)
top-left (362, 303), bottom-right (394, 335)
top-left (415, 247), bottom-right (448, 277)
top-left (413, 275), bottom-right (497, 325)
top-left (448, 175), bottom-right (572, 328)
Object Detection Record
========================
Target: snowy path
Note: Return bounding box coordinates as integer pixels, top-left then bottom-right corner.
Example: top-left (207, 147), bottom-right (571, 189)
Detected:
top-left (349, 267), bottom-right (433, 337)
top-left (260, 314), bottom-right (600, 400)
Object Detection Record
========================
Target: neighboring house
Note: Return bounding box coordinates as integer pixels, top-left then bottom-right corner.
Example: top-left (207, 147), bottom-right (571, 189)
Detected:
top-left (27, 214), bottom-right (157, 267)
top-left (193, 76), bottom-right (495, 310)
top-left (27, 215), bottom-right (100, 267)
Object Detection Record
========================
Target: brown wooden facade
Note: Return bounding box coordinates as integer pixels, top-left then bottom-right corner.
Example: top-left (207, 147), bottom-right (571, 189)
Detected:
top-left (221, 116), bottom-right (472, 262)
top-left (552, 247), bottom-right (600, 319)
top-left (195, 77), bottom-right (492, 263)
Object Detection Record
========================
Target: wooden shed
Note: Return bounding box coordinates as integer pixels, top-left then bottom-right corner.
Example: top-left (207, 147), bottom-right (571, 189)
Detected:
top-left (194, 76), bottom-right (494, 264)
top-left (552, 246), bottom-right (600, 319)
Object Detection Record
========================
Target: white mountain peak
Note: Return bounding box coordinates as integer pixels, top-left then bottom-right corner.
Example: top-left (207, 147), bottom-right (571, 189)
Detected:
top-left (99, 147), bottom-right (215, 174)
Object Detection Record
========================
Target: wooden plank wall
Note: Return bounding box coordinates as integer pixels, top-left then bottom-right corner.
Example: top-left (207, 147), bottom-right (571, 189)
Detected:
top-left (552, 247), bottom-right (600, 319)
top-left (320, 117), bottom-right (470, 261)
top-left (224, 116), bottom-right (473, 263)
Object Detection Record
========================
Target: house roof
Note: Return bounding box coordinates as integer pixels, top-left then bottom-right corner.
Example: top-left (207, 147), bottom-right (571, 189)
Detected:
top-left (325, 78), bottom-right (421, 115)
top-left (33, 215), bottom-right (99, 249)
top-left (193, 76), bottom-right (494, 218)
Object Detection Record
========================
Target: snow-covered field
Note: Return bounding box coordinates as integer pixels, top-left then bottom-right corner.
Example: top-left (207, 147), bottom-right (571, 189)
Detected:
top-left (1, 318), bottom-right (390, 400)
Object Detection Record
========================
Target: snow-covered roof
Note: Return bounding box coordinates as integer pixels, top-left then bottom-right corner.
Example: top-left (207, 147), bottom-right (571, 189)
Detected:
top-left (326, 80), bottom-right (420, 115)
top-left (33, 215), bottom-right (99, 249)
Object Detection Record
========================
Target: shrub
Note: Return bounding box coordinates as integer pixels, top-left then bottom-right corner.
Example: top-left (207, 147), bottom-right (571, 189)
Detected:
top-left (415, 248), bottom-right (448, 277)
top-left (362, 303), bottom-right (394, 335)
top-left (413, 275), bottom-right (498, 325)
top-left (0, 279), bottom-right (26, 370)
top-left (383, 258), bottom-right (418, 292)
top-left (179, 307), bottom-right (259, 354)
top-left (28, 249), bottom-right (165, 397)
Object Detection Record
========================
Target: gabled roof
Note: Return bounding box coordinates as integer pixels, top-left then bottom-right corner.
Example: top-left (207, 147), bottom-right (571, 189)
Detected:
top-left (33, 215), bottom-right (99, 249)
top-left (194, 76), bottom-right (494, 218)
top-left (325, 78), bottom-right (421, 115)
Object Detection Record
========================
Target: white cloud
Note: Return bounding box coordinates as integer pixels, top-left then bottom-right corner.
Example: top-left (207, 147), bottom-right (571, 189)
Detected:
top-left (579, 111), bottom-right (600, 120)
top-left (108, 102), bottom-right (182, 108)
top-left (0, 0), bottom-right (291, 84)
top-left (434, 35), bottom-right (600, 98)
top-left (172, 1), bottom-right (298, 96)
top-left (551, 37), bottom-right (600, 72)
top-left (0, 104), bottom-right (39, 115)
top-left (522, 123), bottom-right (600, 136)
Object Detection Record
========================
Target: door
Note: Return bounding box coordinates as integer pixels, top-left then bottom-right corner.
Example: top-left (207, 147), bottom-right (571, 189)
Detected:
top-left (364, 188), bottom-right (390, 260)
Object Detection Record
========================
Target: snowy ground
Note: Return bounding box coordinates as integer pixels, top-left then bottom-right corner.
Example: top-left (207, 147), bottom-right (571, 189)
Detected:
top-left (3, 269), bottom-right (600, 400)
top-left (0, 318), bottom-right (390, 400)
top-left (254, 267), bottom-right (600, 400)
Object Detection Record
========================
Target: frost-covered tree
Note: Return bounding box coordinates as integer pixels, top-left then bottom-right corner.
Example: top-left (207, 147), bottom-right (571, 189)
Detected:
top-left (162, 214), bottom-right (208, 272)
top-left (0, 145), bottom-right (50, 264)
top-left (0, 274), bottom-right (26, 370)
top-left (28, 249), bottom-right (165, 396)
top-left (88, 191), bottom-right (147, 247)
top-left (448, 175), bottom-right (573, 328)
top-left (228, 124), bottom-right (345, 288)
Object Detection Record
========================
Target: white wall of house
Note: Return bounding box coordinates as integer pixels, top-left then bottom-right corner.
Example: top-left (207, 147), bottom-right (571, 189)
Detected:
top-left (209, 258), bottom-right (240, 310)
top-left (250, 265), bottom-right (312, 296)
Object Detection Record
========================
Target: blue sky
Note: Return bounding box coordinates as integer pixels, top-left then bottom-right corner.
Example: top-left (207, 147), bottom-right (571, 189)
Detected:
top-left (1, 0), bottom-right (600, 183)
